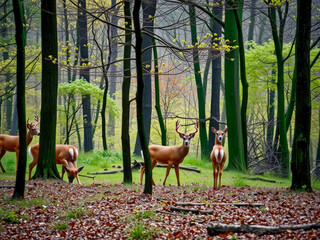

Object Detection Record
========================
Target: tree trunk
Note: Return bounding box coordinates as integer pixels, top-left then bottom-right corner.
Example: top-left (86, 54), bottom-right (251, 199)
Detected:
top-left (79, 0), bottom-right (93, 152)
top-left (33, 0), bottom-right (60, 180)
top-left (268, 6), bottom-right (289, 177)
top-left (12, 0), bottom-right (27, 200)
top-left (107, 0), bottom-right (119, 150)
top-left (189, 5), bottom-right (209, 160)
top-left (225, 0), bottom-right (245, 171)
top-left (209, 4), bottom-right (222, 150)
top-left (234, 8), bottom-right (248, 170)
top-left (291, 0), bottom-right (312, 192)
top-left (152, 37), bottom-right (166, 146)
top-left (133, 0), bottom-right (152, 194)
top-left (121, 0), bottom-right (132, 184)
top-left (133, 0), bottom-right (157, 156)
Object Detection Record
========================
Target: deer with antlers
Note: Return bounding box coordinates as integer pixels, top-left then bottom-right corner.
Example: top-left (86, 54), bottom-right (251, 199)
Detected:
top-left (210, 127), bottom-right (228, 190)
top-left (140, 120), bottom-right (198, 186)
top-left (0, 116), bottom-right (40, 172)
top-left (28, 143), bottom-right (84, 184)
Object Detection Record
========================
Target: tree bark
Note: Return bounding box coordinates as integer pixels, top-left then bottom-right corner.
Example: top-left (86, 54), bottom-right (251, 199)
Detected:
top-left (189, 5), bottom-right (209, 160)
top-left (225, 0), bottom-right (245, 171)
top-left (33, 0), bottom-right (60, 180)
top-left (122, 0), bottom-right (133, 184)
top-left (133, 0), bottom-right (152, 194)
top-left (290, 0), bottom-right (312, 192)
top-left (207, 222), bottom-right (320, 236)
top-left (209, 4), bottom-right (222, 150)
top-left (12, 0), bottom-right (27, 200)
top-left (133, 0), bottom-right (157, 156)
top-left (79, 0), bottom-right (93, 152)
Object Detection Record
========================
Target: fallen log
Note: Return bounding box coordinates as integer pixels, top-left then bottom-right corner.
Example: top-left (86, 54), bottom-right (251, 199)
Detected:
top-left (170, 206), bottom-right (213, 215)
top-left (87, 160), bottom-right (200, 175)
top-left (174, 202), bottom-right (263, 207)
top-left (207, 222), bottom-right (320, 236)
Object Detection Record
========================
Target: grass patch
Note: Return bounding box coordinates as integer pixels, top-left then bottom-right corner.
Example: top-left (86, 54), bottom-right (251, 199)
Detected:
top-left (50, 220), bottom-right (69, 230)
top-left (127, 221), bottom-right (159, 239)
top-left (64, 204), bottom-right (90, 219)
top-left (1, 151), bottom-right (319, 190)
top-left (232, 176), bottom-right (247, 187)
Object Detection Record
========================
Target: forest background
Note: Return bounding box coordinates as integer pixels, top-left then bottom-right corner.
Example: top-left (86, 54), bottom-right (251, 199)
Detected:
top-left (0, 0), bottom-right (320, 194)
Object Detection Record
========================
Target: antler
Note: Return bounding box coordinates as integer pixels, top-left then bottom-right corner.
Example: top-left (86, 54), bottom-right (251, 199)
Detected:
top-left (34, 115), bottom-right (40, 126)
top-left (189, 121), bottom-right (198, 137)
top-left (176, 120), bottom-right (184, 136)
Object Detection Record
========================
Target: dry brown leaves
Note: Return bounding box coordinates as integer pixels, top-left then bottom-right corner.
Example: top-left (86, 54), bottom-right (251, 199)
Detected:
top-left (0, 179), bottom-right (319, 239)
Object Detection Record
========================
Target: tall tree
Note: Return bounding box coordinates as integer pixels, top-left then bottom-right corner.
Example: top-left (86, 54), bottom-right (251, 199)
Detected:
top-left (32, 0), bottom-right (60, 180)
top-left (188, 4), bottom-right (209, 160)
top-left (133, 0), bottom-right (157, 156)
top-left (291, 0), bottom-right (312, 192)
top-left (79, 0), bottom-right (93, 152)
top-left (107, 0), bottom-right (119, 149)
top-left (234, 8), bottom-right (248, 169)
top-left (267, 1), bottom-right (290, 177)
top-left (152, 37), bottom-right (166, 146)
top-left (122, 0), bottom-right (133, 184)
top-left (12, 0), bottom-right (27, 200)
top-left (133, 0), bottom-right (152, 194)
top-left (209, 3), bottom-right (223, 150)
top-left (224, 0), bottom-right (246, 171)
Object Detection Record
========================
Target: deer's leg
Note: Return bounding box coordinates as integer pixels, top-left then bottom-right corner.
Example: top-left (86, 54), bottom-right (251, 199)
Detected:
top-left (218, 163), bottom-right (225, 190)
top-left (61, 165), bottom-right (65, 181)
top-left (163, 163), bottom-right (173, 186)
top-left (213, 165), bottom-right (218, 190)
top-left (139, 166), bottom-right (145, 185)
top-left (15, 150), bottom-right (19, 172)
top-left (174, 164), bottom-right (180, 186)
top-left (0, 150), bottom-right (6, 172)
top-left (28, 161), bottom-right (37, 180)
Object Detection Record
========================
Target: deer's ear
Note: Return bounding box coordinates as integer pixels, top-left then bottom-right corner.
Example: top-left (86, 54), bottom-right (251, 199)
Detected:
top-left (63, 165), bottom-right (70, 172)
top-left (224, 128), bottom-right (228, 133)
top-left (211, 127), bottom-right (217, 133)
top-left (77, 166), bottom-right (84, 173)
top-left (179, 133), bottom-right (185, 139)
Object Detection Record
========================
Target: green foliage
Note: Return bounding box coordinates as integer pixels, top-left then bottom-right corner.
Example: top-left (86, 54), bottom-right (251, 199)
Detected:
top-left (51, 221), bottom-right (69, 230)
top-left (127, 221), bottom-right (158, 239)
top-left (64, 205), bottom-right (89, 219)
top-left (58, 78), bottom-right (119, 117)
top-left (78, 150), bottom-right (122, 169)
top-left (232, 176), bottom-right (247, 187)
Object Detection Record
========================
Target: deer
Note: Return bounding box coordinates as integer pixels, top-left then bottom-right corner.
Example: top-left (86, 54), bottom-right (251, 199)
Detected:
top-left (28, 143), bottom-right (84, 184)
top-left (0, 115), bottom-right (40, 172)
top-left (210, 127), bottom-right (228, 190)
top-left (140, 120), bottom-right (198, 186)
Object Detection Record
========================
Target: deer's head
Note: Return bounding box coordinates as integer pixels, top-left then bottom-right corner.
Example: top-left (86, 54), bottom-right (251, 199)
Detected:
top-left (176, 120), bottom-right (199, 147)
top-left (211, 127), bottom-right (228, 144)
top-left (27, 115), bottom-right (40, 136)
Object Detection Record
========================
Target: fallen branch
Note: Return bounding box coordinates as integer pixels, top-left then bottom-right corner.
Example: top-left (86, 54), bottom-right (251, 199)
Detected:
top-left (175, 202), bottom-right (263, 207)
top-left (156, 210), bottom-right (182, 216)
top-left (207, 222), bottom-right (320, 236)
top-left (170, 206), bottom-right (213, 215)
top-left (78, 174), bottom-right (95, 179)
top-left (87, 160), bottom-right (200, 175)
top-left (245, 177), bottom-right (277, 183)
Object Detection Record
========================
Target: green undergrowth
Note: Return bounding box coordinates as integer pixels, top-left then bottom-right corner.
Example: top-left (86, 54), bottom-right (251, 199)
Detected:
top-left (0, 150), bottom-right (319, 190)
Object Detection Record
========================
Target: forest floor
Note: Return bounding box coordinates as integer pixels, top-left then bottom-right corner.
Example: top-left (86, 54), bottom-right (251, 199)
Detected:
top-left (0, 179), bottom-right (319, 239)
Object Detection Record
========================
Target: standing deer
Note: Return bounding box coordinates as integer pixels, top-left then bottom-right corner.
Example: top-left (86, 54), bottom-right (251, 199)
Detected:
top-left (0, 116), bottom-right (40, 172)
top-left (28, 143), bottom-right (84, 184)
top-left (210, 127), bottom-right (228, 190)
top-left (140, 120), bottom-right (198, 186)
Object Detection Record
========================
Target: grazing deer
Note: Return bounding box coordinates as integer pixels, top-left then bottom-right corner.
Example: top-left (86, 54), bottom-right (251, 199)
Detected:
top-left (28, 143), bottom-right (84, 184)
top-left (210, 127), bottom-right (228, 190)
top-left (0, 116), bottom-right (40, 172)
top-left (140, 120), bottom-right (198, 186)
